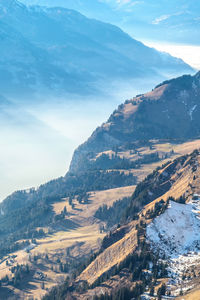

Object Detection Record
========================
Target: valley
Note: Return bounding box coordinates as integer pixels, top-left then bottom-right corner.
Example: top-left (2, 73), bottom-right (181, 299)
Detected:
top-left (1, 72), bottom-right (200, 299)
top-left (1, 138), bottom-right (200, 299)
top-left (0, 1), bottom-right (199, 299)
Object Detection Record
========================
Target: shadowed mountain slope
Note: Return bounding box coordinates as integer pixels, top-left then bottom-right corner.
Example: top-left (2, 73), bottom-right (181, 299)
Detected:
top-left (0, 0), bottom-right (193, 98)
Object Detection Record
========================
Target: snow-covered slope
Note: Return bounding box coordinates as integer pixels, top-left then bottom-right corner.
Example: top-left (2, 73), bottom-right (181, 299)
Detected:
top-left (147, 199), bottom-right (200, 258)
top-left (147, 197), bottom-right (200, 295)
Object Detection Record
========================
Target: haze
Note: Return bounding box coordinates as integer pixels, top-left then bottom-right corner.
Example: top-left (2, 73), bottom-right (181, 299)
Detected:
top-left (0, 0), bottom-right (198, 201)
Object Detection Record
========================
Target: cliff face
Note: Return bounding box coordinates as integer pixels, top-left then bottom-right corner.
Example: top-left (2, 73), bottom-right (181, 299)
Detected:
top-left (70, 72), bottom-right (200, 173)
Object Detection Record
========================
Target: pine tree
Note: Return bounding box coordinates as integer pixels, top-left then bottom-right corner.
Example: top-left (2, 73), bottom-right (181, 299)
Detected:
top-left (150, 286), bottom-right (154, 296)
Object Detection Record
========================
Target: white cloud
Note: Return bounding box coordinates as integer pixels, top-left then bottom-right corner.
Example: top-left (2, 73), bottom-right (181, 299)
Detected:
top-left (143, 40), bottom-right (200, 70)
top-left (115, 0), bottom-right (142, 7)
top-left (152, 11), bottom-right (185, 25)
top-left (152, 14), bottom-right (172, 25)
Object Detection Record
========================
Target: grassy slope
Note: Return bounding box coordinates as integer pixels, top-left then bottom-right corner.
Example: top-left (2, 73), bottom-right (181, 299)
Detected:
top-left (69, 148), bottom-right (200, 299)
top-left (1, 140), bottom-right (200, 299)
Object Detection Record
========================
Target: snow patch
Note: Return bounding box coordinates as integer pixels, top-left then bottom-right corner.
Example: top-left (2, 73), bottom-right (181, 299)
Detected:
top-left (147, 200), bottom-right (200, 258)
top-left (189, 105), bottom-right (197, 120)
top-left (147, 198), bottom-right (200, 295)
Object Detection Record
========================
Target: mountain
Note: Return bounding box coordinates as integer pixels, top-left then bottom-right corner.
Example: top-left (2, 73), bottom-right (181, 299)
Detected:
top-left (1, 72), bottom-right (200, 298)
top-left (2, 72), bottom-right (200, 214)
top-left (56, 150), bottom-right (200, 300)
top-left (0, 0), bottom-right (193, 99)
top-left (21, 0), bottom-right (200, 45)
top-left (21, 0), bottom-right (111, 20)
top-left (70, 71), bottom-right (200, 173)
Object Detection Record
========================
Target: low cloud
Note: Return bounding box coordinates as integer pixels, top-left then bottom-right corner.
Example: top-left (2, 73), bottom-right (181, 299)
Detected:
top-left (143, 40), bottom-right (200, 70)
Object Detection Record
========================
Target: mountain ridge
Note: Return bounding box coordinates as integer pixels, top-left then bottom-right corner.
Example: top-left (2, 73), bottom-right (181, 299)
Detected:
top-left (20, 0), bottom-right (200, 47)
top-left (70, 71), bottom-right (200, 173)
top-left (0, 0), bottom-right (194, 99)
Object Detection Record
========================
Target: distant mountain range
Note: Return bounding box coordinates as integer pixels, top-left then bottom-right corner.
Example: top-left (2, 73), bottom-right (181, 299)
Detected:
top-left (20, 0), bottom-right (200, 45)
top-left (0, 0), bottom-right (193, 99)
